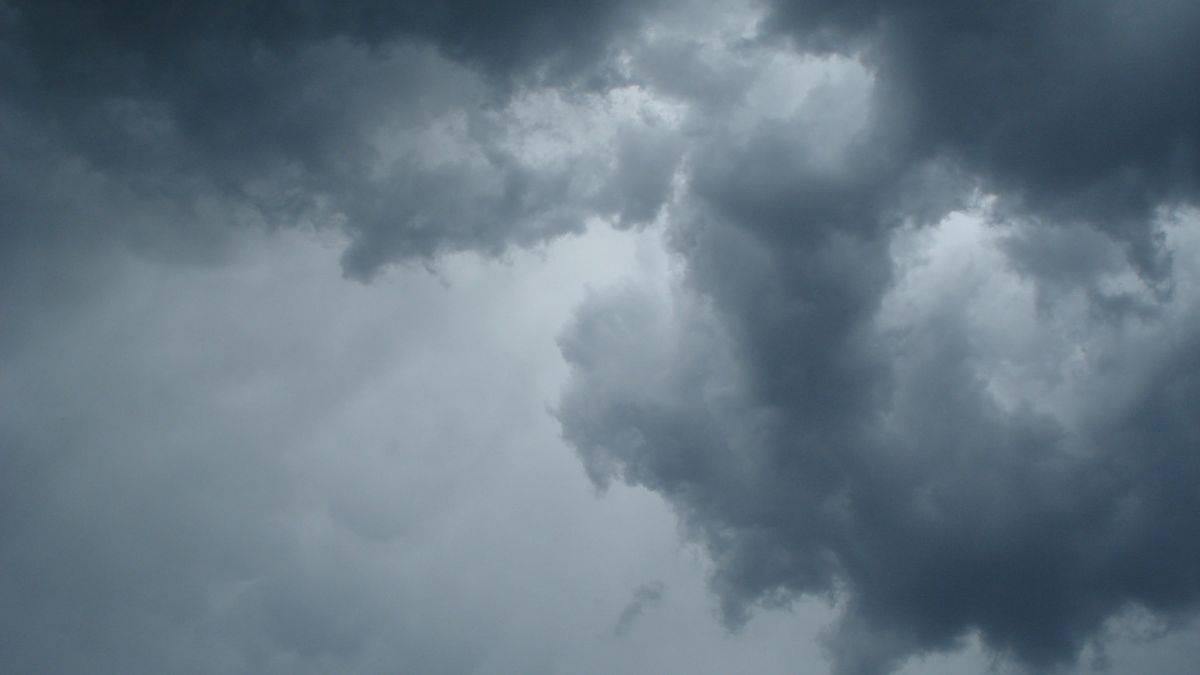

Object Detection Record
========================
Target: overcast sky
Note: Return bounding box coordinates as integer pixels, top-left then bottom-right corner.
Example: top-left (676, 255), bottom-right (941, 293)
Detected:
top-left (3, 2), bottom-right (1200, 674)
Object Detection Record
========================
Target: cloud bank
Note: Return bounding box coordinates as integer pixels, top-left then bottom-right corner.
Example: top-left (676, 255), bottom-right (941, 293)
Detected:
top-left (0, 0), bottom-right (670, 281)
top-left (4, 1), bottom-right (1200, 674)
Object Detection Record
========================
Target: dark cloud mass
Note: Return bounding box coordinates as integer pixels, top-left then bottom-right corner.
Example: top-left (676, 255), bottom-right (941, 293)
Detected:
top-left (5, 1), bottom-right (1200, 674)
top-left (764, 0), bottom-right (1200, 275)
top-left (0, 0), bottom-right (659, 281)
top-left (559, 1), bottom-right (1200, 674)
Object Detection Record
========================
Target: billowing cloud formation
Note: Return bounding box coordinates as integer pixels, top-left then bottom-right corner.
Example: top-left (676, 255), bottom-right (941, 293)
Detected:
top-left (559, 2), bottom-right (1200, 674)
top-left (765, 0), bottom-right (1200, 275)
top-left (0, 0), bottom-right (670, 282)
top-left (6, 1), bottom-right (1200, 674)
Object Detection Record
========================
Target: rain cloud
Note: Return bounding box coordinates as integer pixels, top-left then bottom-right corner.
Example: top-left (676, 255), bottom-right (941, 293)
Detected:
top-left (4, 2), bottom-right (1200, 674)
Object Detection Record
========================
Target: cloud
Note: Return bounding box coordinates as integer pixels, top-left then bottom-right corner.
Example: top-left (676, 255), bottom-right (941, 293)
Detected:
top-left (762, 0), bottom-right (1200, 279)
top-left (0, 225), bottom-right (697, 674)
top-left (614, 581), bottom-right (667, 636)
top-left (0, 0), bottom-right (675, 284)
top-left (6, 1), bottom-right (1200, 674)
top-left (558, 4), bottom-right (1200, 674)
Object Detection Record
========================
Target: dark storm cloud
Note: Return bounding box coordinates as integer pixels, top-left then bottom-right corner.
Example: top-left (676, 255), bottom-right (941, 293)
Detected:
top-left (763, 0), bottom-right (1200, 278)
top-left (7, 1), bottom-right (1200, 674)
top-left (560, 2), bottom-right (1200, 674)
top-left (0, 0), bottom-right (666, 282)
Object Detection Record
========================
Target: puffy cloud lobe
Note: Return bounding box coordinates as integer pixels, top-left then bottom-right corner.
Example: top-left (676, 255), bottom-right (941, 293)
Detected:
top-left (0, 0), bottom-right (670, 282)
top-left (559, 3), bottom-right (1200, 674)
top-left (763, 0), bottom-right (1200, 278)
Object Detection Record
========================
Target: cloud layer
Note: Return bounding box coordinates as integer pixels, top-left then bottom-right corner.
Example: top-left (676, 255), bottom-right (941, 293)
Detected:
top-left (4, 2), bottom-right (1200, 674)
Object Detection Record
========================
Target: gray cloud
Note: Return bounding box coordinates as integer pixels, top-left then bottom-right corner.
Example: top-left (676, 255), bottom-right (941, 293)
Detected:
top-left (558, 3), bottom-right (1200, 674)
top-left (0, 228), bottom-right (698, 675)
top-left (614, 581), bottom-right (667, 636)
top-left (0, 222), bottom-right (878, 675)
top-left (0, 0), bottom-right (672, 285)
top-left (762, 0), bottom-right (1200, 279)
top-left (6, 1), bottom-right (1200, 674)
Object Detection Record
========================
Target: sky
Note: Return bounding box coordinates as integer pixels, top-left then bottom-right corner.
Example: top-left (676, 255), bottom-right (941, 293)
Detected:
top-left (2, 2), bottom-right (1200, 674)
